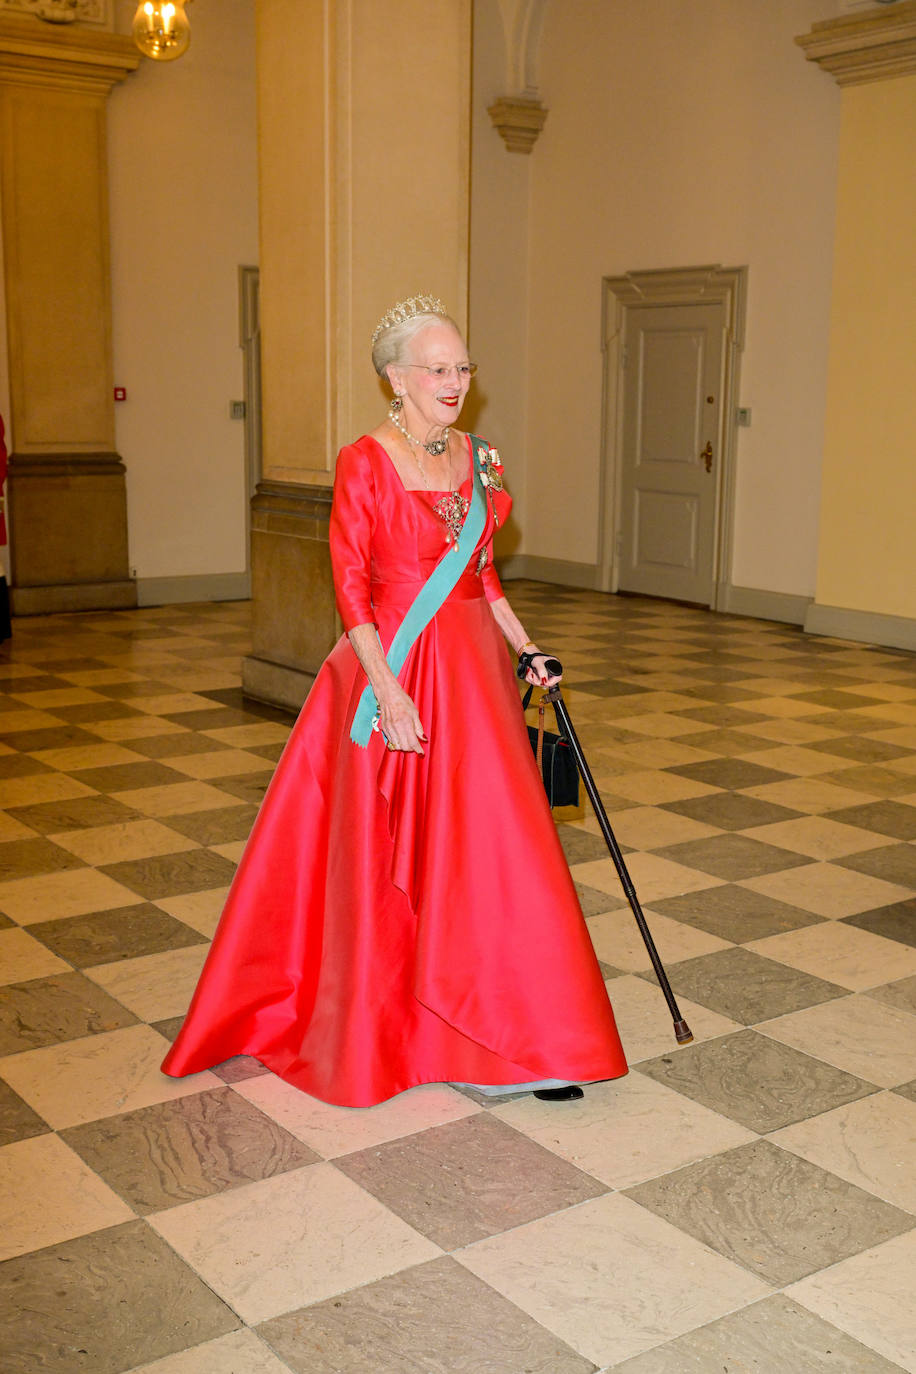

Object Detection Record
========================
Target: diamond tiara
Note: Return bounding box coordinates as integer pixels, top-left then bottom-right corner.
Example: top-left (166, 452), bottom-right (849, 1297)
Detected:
top-left (371, 294), bottom-right (448, 346)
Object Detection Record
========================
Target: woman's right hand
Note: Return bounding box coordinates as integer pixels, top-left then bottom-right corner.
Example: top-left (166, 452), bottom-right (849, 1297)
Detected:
top-left (376, 682), bottom-right (426, 754)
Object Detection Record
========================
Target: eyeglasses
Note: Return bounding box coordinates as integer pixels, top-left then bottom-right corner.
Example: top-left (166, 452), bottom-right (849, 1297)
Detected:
top-left (403, 363), bottom-right (478, 381)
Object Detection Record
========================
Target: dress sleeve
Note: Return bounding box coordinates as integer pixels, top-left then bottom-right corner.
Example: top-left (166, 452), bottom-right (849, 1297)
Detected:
top-left (481, 550), bottom-right (505, 603)
top-left (329, 442), bottom-right (377, 630)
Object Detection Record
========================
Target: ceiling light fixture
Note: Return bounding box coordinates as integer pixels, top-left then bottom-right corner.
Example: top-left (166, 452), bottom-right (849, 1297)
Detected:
top-left (132, 0), bottom-right (192, 63)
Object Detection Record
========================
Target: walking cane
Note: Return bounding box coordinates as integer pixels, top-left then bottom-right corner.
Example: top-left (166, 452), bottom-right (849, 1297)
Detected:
top-left (519, 655), bottom-right (693, 1046)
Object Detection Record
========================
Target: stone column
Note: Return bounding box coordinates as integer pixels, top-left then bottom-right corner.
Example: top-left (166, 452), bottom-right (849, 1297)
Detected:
top-left (797, 3), bottom-right (916, 649)
top-left (0, 15), bottom-right (138, 614)
top-left (243, 0), bottom-right (471, 709)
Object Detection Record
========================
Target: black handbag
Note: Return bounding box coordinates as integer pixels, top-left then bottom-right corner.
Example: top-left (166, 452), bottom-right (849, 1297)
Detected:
top-left (522, 686), bottom-right (580, 809)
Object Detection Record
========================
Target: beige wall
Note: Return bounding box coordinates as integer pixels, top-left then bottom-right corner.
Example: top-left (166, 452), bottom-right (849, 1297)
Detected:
top-left (107, 0), bottom-right (258, 584)
top-left (814, 73), bottom-right (916, 620)
top-left (471, 0), bottom-right (841, 598)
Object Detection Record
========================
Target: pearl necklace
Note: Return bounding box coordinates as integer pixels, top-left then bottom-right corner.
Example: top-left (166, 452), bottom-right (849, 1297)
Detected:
top-left (388, 399), bottom-right (450, 459)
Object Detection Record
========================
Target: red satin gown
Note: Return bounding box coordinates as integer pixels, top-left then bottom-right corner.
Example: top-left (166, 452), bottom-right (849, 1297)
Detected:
top-left (162, 435), bottom-right (628, 1106)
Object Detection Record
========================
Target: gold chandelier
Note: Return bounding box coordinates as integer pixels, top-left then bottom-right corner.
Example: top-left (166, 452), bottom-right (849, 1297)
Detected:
top-left (132, 1), bottom-right (192, 63)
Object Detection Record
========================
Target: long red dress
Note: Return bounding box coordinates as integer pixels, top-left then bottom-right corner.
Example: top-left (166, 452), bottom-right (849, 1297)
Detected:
top-left (162, 435), bottom-right (627, 1106)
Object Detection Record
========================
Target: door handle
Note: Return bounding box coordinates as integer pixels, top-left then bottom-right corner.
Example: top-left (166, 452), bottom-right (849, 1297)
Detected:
top-left (700, 441), bottom-right (713, 473)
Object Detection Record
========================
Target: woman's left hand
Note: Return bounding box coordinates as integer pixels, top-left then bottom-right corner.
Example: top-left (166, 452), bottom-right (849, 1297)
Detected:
top-left (524, 651), bottom-right (562, 689)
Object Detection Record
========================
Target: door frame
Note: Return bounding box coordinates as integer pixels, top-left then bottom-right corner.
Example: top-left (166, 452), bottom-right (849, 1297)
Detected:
top-left (239, 265), bottom-right (262, 585)
top-left (599, 265), bottom-right (747, 608)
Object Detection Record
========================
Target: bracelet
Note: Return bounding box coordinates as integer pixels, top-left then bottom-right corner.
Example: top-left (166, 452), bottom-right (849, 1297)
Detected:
top-left (517, 640), bottom-right (538, 658)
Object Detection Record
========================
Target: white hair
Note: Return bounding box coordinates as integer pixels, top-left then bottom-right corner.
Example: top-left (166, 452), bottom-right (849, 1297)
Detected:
top-left (371, 310), bottom-right (464, 378)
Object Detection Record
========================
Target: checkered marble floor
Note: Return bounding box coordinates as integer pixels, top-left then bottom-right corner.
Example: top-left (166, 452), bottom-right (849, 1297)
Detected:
top-left (1, 585), bottom-right (915, 1373)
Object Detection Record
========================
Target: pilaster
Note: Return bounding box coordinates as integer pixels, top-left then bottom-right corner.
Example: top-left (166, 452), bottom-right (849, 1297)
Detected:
top-left (247, 0), bottom-right (471, 709)
top-left (0, 15), bottom-right (138, 613)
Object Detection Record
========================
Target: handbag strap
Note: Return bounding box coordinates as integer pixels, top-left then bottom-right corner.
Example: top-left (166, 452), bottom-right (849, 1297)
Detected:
top-left (521, 684), bottom-right (546, 768)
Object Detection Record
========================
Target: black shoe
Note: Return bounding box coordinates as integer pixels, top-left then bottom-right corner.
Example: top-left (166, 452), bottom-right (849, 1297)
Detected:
top-left (533, 1085), bottom-right (584, 1101)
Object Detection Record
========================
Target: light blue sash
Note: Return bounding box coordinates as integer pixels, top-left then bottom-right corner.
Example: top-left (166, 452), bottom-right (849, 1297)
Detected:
top-left (349, 434), bottom-right (490, 747)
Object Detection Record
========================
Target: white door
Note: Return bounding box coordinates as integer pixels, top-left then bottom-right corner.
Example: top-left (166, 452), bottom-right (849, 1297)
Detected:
top-left (618, 301), bottom-right (724, 605)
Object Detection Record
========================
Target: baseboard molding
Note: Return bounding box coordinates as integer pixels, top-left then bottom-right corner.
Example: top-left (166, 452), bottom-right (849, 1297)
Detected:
top-left (241, 654), bottom-right (313, 713)
top-left (497, 554), bottom-right (603, 590)
top-left (136, 572), bottom-right (250, 607)
top-left (11, 579), bottom-right (137, 616)
top-left (804, 601), bottom-right (916, 652)
top-left (721, 584), bottom-right (811, 626)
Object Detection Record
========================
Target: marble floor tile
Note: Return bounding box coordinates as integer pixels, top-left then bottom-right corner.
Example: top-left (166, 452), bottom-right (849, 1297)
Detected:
top-left (741, 776), bottom-right (876, 814)
top-left (0, 1220), bottom-right (240, 1374)
top-left (651, 945), bottom-right (846, 1024)
top-left (111, 779), bottom-right (250, 816)
top-left (587, 768), bottom-right (719, 805)
top-left (28, 902), bottom-right (206, 967)
top-left (748, 920), bottom-right (916, 991)
top-left (0, 1132), bottom-right (134, 1260)
top-left (0, 970), bottom-right (138, 1053)
top-left (637, 1028), bottom-right (877, 1132)
top-left (235, 1075), bottom-right (480, 1157)
top-left (743, 813), bottom-right (892, 860)
top-left (837, 841), bottom-right (916, 888)
top-left (85, 715), bottom-right (191, 742)
top-left (204, 770), bottom-right (274, 804)
top-left (61, 1086), bottom-right (318, 1213)
top-left (50, 818), bottom-right (200, 866)
top-left (122, 731), bottom-right (229, 759)
top-left (0, 753), bottom-right (54, 781)
top-left (556, 823), bottom-right (623, 865)
top-left (586, 907), bottom-right (732, 972)
top-left (0, 813), bottom-right (35, 842)
top-left (659, 790), bottom-right (802, 830)
top-left (129, 1330), bottom-right (297, 1374)
top-left (6, 793), bottom-right (141, 834)
top-left (0, 835), bottom-right (85, 881)
top-left (163, 747), bottom-right (273, 780)
top-left (759, 994), bottom-right (916, 1087)
top-left (335, 1112), bottom-right (607, 1249)
top-left (787, 1231), bottom-right (916, 1373)
top-left (649, 883), bottom-right (825, 942)
top-left (0, 1077), bottom-right (50, 1146)
top-left (667, 757), bottom-right (792, 790)
top-left (652, 833), bottom-right (814, 881)
top-left (70, 760), bottom-right (187, 793)
top-left (770, 1090), bottom-right (916, 1212)
top-left (0, 926), bottom-right (71, 983)
top-left (0, 865), bottom-right (141, 924)
top-left (98, 848), bottom-right (238, 899)
top-left (85, 944), bottom-right (210, 1021)
top-left (866, 973), bottom-right (916, 1016)
top-left (492, 1071), bottom-right (753, 1189)
top-left (148, 1163), bottom-right (440, 1325)
top-left (740, 743), bottom-right (849, 776)
top-left (260, 1256), bottom-right (595, 1374)
top-left (154, 886), bottom-right (230, 937)
top-left (828, 798), bottom-right (916, 840)
top-left (741, 861), bottom-right (913, 918)
top-left (201, 721), bottom-right (290, 747)
top-left (455, 1192), bottom-right (769, 1368)
top-left (29, 742), bottom-right (148, 773)
top-left (843, 896), bottom-right (916, 947)
top-left (604, 974), bottom-right (740, 1064)
top-left (817, 763), bottom-right (916, 798)
top-left (610, 1293), bottom-right (906, 1374)
top-left (589, 804), bottom-right (721, 850)
top-left (0, 771), bottom-right (98, 811)
top-left (571, 852), bottom-right (723, 904)
top-left (0, 1024), bottom-right (220, 1129)
top-left (156, 803), bottom-right (259, 845)
top-left (624, 1138), bottom-right (912, 1286)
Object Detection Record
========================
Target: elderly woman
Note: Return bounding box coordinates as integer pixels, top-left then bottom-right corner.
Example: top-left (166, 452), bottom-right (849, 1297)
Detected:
top-left (163, 295), bottom-right (627, 1106)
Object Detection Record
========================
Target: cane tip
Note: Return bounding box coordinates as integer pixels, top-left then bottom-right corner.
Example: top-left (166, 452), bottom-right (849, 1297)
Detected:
top-left (673, 1020), bottom-right (694, 1044)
